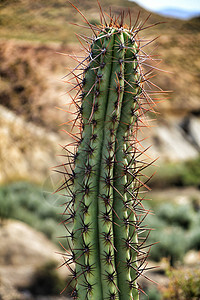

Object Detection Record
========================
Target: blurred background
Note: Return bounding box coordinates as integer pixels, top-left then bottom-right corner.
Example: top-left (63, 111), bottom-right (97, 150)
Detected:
top-left (0, 0), bottom-right (200, 299)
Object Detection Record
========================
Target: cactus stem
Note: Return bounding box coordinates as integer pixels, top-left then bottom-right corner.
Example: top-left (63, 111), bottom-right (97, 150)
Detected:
top-left (56, 2), bottom-right (165, 299)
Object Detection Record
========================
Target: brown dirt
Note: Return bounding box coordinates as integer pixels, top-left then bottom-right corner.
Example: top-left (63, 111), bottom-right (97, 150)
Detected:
top-left (0, 39), bottom-right (81, 132)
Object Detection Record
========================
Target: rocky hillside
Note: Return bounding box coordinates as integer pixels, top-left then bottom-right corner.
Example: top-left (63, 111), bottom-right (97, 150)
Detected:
top-left (0, 0), bottom-right (200, 183)
top-left (0, 104), bottom-right (64, 184)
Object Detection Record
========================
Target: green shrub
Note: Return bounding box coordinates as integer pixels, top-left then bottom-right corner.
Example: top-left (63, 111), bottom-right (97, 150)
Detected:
top-left (157, 203), bottom-right (194, 229)
top-left (181, 156), bottom-right (200, 187)
top-left (188, 227), bottom-right (200, 250)
top-left (150, 156), bottom-right (200, 188)
top-left (149, 226), bottom-right (188, 265)
top-left (141, 286), bottom-right (162, 300)
top-left (0, 181), bottom-right (65, 246)
top-left (144, 201), bottom-right (200, 265)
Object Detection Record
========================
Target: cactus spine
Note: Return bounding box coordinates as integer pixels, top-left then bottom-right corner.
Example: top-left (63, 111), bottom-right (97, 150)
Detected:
top-left (60, 4), bottom-right (159, 300)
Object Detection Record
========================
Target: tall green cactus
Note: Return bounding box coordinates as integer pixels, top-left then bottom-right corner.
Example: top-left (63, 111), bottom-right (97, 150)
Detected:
top-left (60, 4), bottom-right (160, 300)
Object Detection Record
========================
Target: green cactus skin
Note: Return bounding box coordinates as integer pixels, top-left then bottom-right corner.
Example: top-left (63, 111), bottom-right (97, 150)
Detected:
top-left (60, 5), bottom-right (160, 300)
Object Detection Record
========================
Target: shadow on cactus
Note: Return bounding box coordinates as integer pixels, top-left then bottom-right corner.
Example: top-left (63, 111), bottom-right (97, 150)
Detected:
top-left (56, 2), bottom-right (165, 299)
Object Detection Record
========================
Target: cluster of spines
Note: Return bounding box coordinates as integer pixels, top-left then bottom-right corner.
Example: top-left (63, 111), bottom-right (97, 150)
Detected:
top-left (57, 5), bottom-right (163, 300)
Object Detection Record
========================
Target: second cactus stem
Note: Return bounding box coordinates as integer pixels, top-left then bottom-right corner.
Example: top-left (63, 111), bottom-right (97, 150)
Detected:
top-left (60, 6), bottom-right (159, 300)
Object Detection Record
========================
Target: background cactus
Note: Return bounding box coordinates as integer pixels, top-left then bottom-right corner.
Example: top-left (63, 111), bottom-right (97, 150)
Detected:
top-left (59, 3), bottom-right (161, 299)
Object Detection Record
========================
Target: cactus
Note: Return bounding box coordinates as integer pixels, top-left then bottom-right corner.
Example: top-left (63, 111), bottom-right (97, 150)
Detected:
top-left (59, 3), bottom-right (161, 299)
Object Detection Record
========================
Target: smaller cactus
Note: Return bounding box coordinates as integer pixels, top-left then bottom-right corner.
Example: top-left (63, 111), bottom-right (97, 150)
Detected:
top-left (57, 3), bottom-right (163, 299)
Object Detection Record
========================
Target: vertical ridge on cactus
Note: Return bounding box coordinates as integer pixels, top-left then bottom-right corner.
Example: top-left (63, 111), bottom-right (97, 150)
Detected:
top-left (57, 3), bottom-right (164, 299)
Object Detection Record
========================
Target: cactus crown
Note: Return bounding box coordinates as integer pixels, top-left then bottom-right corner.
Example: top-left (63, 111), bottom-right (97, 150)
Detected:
top-left (58, 3), bottom-right (162, 299)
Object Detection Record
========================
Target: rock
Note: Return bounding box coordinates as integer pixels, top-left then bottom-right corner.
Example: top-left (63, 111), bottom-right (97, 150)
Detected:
top-left (0, 105), bottom-right (65, 185)
top-left (188, 116), bottom-right (200, 149)
top-left (184, 250), bottom-right (200, 266)
top-left (0, 220), bottom-right (70, 295)
top-left (0, 277), bottom-right (23, 300)
top-left (141, 114), bottom-right (200, 162)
